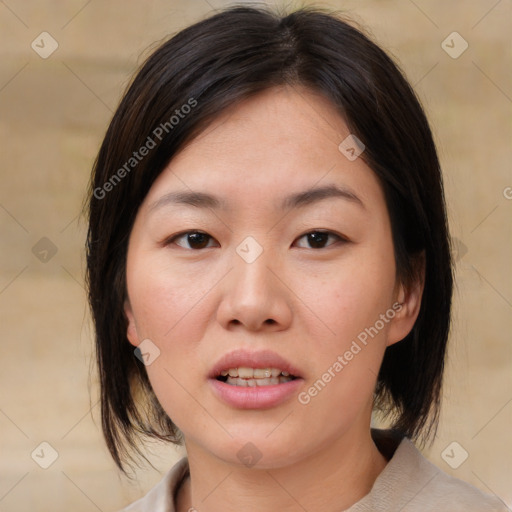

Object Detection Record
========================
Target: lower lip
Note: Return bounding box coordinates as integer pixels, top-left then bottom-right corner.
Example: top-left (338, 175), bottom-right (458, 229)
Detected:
top-left (209, 378), bottom-right (303, 409)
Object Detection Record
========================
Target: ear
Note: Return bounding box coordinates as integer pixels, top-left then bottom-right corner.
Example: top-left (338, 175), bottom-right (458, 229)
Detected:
top-left (387, 252), bottom-right (425, 347)
top-left (124, 298), bottom-right (141, 347)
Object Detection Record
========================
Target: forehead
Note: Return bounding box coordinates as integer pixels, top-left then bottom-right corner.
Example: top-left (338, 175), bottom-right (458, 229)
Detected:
top-left (177, 86), bottom-right (348, 163)
top-left (141, 86), bottom-right (383, 214)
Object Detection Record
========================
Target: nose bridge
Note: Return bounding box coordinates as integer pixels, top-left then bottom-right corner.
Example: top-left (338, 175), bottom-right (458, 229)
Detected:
top-left (232, 236), bottom-right (275, 300)
top-left (216, 235), bottom-right (292, 331)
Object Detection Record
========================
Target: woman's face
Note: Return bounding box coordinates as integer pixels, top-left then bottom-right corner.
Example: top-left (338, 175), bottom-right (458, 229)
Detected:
top-left (124, 87), bottom-right (420, 468)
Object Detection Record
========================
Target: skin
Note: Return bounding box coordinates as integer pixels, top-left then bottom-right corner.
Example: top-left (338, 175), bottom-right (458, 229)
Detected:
top-left (124, 86), bottom-right (424, 512)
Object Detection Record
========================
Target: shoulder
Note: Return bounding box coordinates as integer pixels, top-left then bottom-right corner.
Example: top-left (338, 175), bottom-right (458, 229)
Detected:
top-left (117, 457), bottom-right (189, 512)
top-left (388, 437), bottom-right (508, 511)
top-left (425, 468), bottom-right (509, 511)
top-left (348, 431), bottom-right (509, 512)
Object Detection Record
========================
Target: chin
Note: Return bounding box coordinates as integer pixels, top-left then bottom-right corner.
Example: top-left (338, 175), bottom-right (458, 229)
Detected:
top-left (200, 432), bottom-right (308, 470)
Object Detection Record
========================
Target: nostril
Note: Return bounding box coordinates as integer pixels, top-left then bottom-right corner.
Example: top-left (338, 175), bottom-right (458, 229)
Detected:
top-left (264, 319), bottom-right (276, 325)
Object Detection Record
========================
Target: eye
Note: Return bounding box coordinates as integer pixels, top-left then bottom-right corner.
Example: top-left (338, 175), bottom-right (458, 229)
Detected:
top-left (166, 231), bottom-right (218, 250)
top-left (294, 230), bottom-right (346, 249)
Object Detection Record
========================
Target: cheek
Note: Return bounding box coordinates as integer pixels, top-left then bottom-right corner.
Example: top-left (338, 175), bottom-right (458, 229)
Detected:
top-left (126, 256), bottom-right (217, 409)
top-left (296, 247), bottom-right (396, 347)
top-left (292, 243), bottom-right (396, 412)
top-left (130, 269), bottom-right (214, 432)
top-left (127, 256), bottom-right (214, 341)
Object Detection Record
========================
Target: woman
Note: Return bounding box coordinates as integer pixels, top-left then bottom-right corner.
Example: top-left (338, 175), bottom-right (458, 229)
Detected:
top-left (85, 6), bottom-right (508, 511)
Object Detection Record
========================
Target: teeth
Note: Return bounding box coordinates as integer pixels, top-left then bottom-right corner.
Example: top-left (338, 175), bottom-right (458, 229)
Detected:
top-left (253, 368), bottom-right (271, 378)
top-left (238, 367), bottom-right (254, 378)
top-left (220, 367), bottom-right (292, 379)
top-left (226, 375), bottom-right (294, 387)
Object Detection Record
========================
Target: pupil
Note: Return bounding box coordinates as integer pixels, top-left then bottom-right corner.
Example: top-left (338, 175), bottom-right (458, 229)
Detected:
top-left (308, 232), bottom-right (327, 248)
top-left (189, 232), bottom-right (209, 249)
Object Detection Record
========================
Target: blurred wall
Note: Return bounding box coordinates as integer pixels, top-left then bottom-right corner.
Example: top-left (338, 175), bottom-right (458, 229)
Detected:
top-left (0, 0), bottom-right (510, 510)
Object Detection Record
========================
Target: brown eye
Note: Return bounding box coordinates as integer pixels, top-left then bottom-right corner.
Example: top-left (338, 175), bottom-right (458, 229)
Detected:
top-left (294, 231), bottom-right (345, 249)
top-left (169, 231), bottom-right (216, 250)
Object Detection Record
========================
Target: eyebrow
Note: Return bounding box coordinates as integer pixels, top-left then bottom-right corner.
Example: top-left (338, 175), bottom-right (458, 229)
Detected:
top-left (281, 184), bottom-right (364, 210)
top-left (148, 190), bottom-right (225, 212)
top-left (148, 184), bottom-right (364, 213)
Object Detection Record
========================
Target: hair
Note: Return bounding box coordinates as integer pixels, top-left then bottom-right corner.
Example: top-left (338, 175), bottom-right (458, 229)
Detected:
top-left (85, 5), bottom-right (453, 472)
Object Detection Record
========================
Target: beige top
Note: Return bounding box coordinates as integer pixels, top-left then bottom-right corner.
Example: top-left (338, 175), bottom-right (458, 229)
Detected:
top-left (120, 431), bottom-right (509, 512)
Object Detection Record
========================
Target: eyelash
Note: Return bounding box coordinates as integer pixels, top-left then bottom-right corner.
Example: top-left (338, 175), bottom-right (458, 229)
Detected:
top-left (164, 230), bottom-right (348, 251)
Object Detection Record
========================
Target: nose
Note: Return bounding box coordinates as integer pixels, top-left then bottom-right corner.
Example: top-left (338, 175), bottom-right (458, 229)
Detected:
top-left (216, 246), bottom-right (293, 332)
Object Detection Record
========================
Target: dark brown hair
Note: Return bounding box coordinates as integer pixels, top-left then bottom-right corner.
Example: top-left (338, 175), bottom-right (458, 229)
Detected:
top-left (86, 5), bottom-right (453, 472)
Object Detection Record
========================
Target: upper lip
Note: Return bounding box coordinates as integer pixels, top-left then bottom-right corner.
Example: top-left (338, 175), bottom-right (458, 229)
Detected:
top-left (209, 349), bottom-right (303, 379)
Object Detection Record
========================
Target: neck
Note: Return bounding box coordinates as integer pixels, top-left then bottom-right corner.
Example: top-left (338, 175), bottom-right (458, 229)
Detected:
top-left (177, 428), bottom-right (388, 512)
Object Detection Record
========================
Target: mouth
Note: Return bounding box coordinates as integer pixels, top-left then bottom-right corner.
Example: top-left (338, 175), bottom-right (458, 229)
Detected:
top-left (208, 349), bottom-right (303, 408)
top-left (215, 367), bottom-right (298, 387)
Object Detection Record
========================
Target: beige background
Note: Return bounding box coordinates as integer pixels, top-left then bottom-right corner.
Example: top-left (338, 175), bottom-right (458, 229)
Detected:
top-left (0, 0), bottom-right (510, 510)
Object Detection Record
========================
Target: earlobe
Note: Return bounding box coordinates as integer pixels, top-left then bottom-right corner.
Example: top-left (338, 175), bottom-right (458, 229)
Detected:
top-left (124, 299), bottom-right (140, 347)
top-left (387, 254), bottom-right (426, 347)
